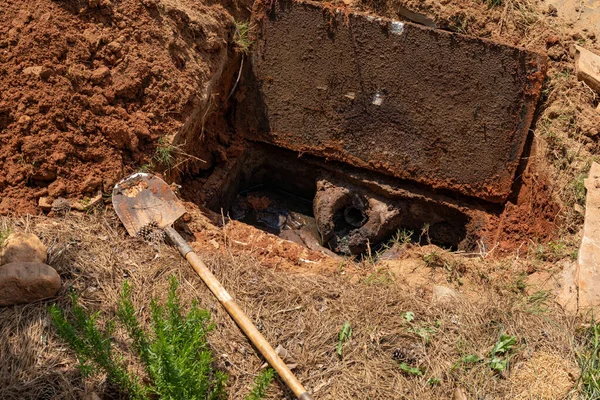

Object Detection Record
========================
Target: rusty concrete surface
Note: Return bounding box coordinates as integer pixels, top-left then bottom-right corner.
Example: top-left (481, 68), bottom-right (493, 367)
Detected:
top-left (238, 0), bottom-right (547, 202)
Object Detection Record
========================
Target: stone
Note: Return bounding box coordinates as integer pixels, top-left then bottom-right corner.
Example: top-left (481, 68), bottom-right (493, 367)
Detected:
top-left (577, 162), bottom-right (600, 309)
top-left (48, 180), bottom-right (67, 197)
top-left (38, 196), bottom-right (53, 211)
top-left (81, 175), bottom-right (103, 192)
top-left (575, 45), bottom-right (600, 94)
top-left (90, 66), bottom-right (110, 84)
top-left (452, 388), bottom-right (468, 400)
top-left (22, 65), bottom-right (53, 80)
top-left (0, 262), bottom-right (61, 306)
top-left (432, 285), bottom-right (459, 304)
top-left (546, 35), bottom-right (561, 47)
top-left (1, 232), bottom-right (47, 264)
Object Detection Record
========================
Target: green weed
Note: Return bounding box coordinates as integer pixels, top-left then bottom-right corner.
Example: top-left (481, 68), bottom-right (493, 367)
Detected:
top-left (488, 332), bottom-right (518, 372)
top-left (336, 321), bottom-right (352, 357)
top-left (403, 311), bottom-right (415, 323)
top-left (363, 268), bottom-right (395, 285)
top-left (50, 277), bottom-right (228, 399)
top-left (246, 368), bottom-right (275, 400)
top-left (423, 251), bottom-right (443, 268)
top-left (234, 21), bottom-right (253, 54)
top-left (154, 137), bottom-right (175, 168)
top-left (450, 354), bottom-right (481, 372)
top-left (398, 362), bottom-right (423, 376)
top-left (533, 240), bottom-right (574, 262)
top-left (577, 320), bottom-right (600, 398)
top-left (523, 290), bottom-right (551, 315)
top-left (573, 173), bottom-right (587, 206)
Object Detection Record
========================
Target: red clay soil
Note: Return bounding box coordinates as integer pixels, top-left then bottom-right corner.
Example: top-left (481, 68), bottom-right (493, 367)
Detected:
top-left (0, 0), bottom-right (233, 215)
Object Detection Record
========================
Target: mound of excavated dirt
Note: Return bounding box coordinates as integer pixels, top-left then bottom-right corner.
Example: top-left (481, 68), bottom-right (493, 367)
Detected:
top-left (0, 0), bottom-right (234, 215)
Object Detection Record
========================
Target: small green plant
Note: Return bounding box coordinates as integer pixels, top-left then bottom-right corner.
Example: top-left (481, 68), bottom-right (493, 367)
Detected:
top-left (450, 354), bottom-right (481, 372)
top-left (512, 273), bottom-right (527, 294)
top-left (139, 163), bottom-right (154, 173)
top-left (50, 277), bottom-right (228, 399)
top-left (423, 251), bottom-right (443, 268)
top-left (49, 292), bottom-right (148, 399)
top-left (363, 268), bottom-right (395, 285)
top-left (573, 173), bottom-right (587, 206)
top-left (403, 311), bottom-right (415, 323)
top-left (398, 362), bottom-right (423, 376)
top-left (234, 21), bottom-right (253, 54)
top-left (246, 368), bottom-right (275, 400)
top-left (523, 290), bottom-right (551, 315)
top-left (488, 332), bottom-right (517, 372)
top-left (577, 320), bottom-right (600, 398)
top-left (409, 325), bottom-right (436, 345)
top-left (427, 377), bottom-right (441, 386)
top-left (336, 321), bottom-right (352, 357)
top-left (154, 137), bottom-right (175, 168)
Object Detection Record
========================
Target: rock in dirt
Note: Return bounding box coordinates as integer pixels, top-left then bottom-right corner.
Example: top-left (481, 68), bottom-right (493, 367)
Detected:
top-left (1, 232), bottom-right (47, 264)
top-left (0, 262), bottom-right (61, 306)
top-left (452, 387), bottom-right (468, 400)
top-left (432, 285), bottom-right (459, 304)
top-left (575, 45), bottom-right (600, 93)
top-left (90, 66), bottom-right (110, 84)
top-left (38, 196), bottom-right (52, 211)
top-left (577, 162), bottom-right (600, 308)
top-left (22, 65), bottom-right (52, 80)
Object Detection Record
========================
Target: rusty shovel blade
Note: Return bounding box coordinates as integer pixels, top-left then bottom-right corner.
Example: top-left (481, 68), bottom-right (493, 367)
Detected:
top-left (112, 173), bottom-right (187, 237)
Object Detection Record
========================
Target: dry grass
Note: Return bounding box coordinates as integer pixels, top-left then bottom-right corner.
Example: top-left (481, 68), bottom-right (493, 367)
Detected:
top-left (0, 211), bottom-right (582, 399)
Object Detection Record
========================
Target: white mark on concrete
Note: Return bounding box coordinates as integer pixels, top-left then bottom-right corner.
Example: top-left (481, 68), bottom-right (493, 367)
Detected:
top-left (390, 21), bottom-right (404, 35)
top-left (372, 92), bottom-right (385, 106)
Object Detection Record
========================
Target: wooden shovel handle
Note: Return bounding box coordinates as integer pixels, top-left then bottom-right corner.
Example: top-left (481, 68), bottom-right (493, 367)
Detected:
top-left (165, 227), bottom-right (313, 400)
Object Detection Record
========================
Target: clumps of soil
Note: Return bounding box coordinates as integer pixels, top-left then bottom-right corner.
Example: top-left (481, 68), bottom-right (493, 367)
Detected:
top-left (0, 0), bottom-right (234, 215)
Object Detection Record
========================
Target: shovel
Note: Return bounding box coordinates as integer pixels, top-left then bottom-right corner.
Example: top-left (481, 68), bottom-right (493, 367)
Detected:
top-left (112, 173), bottom-right (313, 400)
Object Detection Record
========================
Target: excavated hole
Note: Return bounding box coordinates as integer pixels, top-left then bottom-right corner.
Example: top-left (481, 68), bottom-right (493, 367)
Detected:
top-left (186, 143), bottom-right (475, 257)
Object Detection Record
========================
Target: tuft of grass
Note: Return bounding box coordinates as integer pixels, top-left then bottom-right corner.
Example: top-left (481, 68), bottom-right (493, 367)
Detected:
top-left (234, 21), bottom-right (254, 54)
top-left (577, 320), bottom-right (600, 398)
top-left (573, 172), bottom-right (587, 206)
top-left (50, 277), bottom-right (228, 399)
top-left (153, 137), bottom-right (175, 168)
top-left (245, 368), bottom-right (275, 400)
top-left (423, 250), bottom-right (443, 268)
top-left (484, 0), bottom-right (502, 6)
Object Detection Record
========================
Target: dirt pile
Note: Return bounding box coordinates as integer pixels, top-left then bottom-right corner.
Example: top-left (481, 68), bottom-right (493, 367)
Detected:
top-left (0, 0), bottom-right (234, 215)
